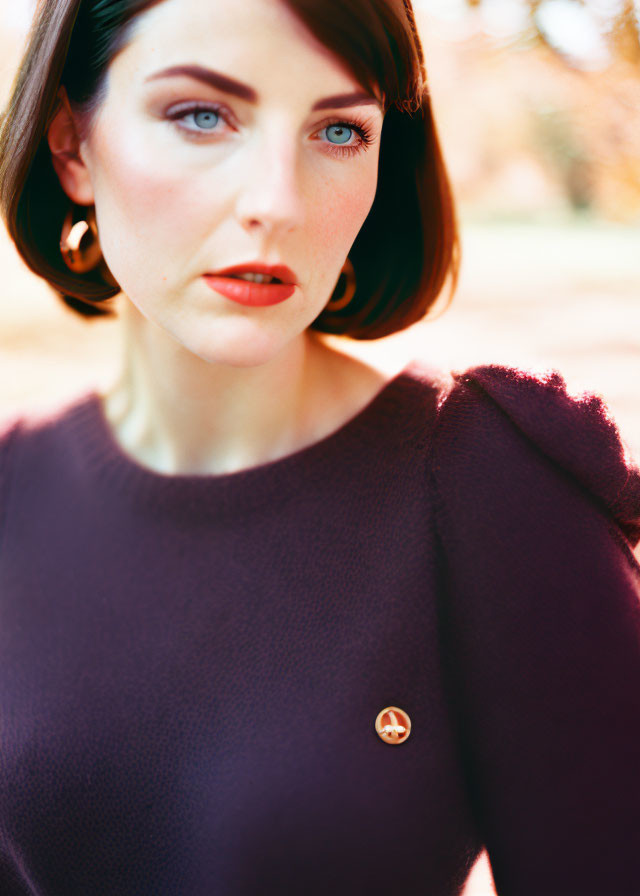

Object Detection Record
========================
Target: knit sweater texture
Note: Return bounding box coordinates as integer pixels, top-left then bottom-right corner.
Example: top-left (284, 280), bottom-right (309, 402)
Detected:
top-left (1, 358), bottom-right (640, 895)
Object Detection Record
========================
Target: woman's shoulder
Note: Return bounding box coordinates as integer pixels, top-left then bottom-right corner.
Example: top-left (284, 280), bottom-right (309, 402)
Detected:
top-left (425, 363), bottom-right (640, 896)
top-left (0, 412), bottom-right (25, 539)
top-left (0, 411), bottom-right (22, 443)
top-left (0, 411), bottom-right (23, 481)
top-left (0, 391), bottom-right (96, 476)
top-left (428, 361), bottom-right (640, 547)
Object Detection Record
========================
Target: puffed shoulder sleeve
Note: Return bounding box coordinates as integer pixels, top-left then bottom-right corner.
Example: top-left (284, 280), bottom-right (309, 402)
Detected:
top-left (428, 364), bottom-right (640, 896)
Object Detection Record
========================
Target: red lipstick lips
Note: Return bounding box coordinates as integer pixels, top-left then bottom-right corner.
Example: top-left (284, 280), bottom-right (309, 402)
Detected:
top-left (210, 261), bottom-right (298, 285)
top-left (203, 260), bottom-right (299, 307)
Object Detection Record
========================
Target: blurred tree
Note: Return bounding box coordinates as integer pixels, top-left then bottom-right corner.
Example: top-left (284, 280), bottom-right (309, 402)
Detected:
top-left (611, 1), bottom-right (640, 63)
top-left (462, 0), bottom-right (640, 67)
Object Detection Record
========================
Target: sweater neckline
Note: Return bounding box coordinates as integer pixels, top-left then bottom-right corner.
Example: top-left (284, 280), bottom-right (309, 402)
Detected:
top-left (71, 359), bottom-right (424, 512)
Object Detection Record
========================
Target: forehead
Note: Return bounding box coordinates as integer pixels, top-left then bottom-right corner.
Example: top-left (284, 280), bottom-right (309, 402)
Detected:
top-left (116, 0), bottom-right (366, 96)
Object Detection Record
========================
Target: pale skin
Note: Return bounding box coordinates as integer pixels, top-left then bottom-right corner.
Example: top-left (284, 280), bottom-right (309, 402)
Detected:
top-left (47, 0), bottom-right (392, 476)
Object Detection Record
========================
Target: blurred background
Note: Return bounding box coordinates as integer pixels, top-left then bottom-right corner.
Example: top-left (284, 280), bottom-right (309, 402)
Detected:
top-left (1, 1), bottom-right (639, 441)
top-left (1, 1), bottom-right (639, 432)
top-left (0, 4), bottom-right (638, 891)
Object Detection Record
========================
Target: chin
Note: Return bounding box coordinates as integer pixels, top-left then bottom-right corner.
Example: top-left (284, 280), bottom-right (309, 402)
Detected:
top-left (181, 325), bottom-right (297, 370)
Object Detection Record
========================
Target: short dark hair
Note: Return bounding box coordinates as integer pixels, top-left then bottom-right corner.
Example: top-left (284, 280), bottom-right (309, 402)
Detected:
top-left (0, 0), bottom-right (460, 338)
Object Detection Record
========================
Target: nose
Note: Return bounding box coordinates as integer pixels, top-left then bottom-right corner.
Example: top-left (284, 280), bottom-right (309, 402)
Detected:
top-left (236, 120), bottom-right (306, 234)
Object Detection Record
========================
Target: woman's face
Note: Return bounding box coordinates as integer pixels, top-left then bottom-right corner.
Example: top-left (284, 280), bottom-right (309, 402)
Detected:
top-left (68, 0), bottom-right (385, 367)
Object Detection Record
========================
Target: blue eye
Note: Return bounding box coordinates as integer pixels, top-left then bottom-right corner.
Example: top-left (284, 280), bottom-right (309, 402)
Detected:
top-left (192, 109), bottom-right (219, 130)
top-left (167, 104), bottom-right (226, 135)
top-left (325, 123), bottom-right (353, 145)
top-left (320, 119), bottom-right (375, 157)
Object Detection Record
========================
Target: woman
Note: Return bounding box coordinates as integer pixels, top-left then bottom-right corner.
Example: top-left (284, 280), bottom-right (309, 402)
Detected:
top-left (0, 0), bottom-right (639, 893)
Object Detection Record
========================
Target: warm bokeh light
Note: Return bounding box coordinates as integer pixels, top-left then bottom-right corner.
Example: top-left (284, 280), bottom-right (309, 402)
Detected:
top-left (418, 0), bottom-right (639, 71)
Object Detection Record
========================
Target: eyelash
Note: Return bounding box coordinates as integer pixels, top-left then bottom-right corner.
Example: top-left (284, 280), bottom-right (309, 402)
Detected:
top-left (165, 103), bottom-right (375, 158)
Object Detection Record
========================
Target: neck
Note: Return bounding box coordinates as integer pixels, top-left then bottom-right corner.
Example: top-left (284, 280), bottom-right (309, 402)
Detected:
top-left (100, 300), bottom-right (333, 476)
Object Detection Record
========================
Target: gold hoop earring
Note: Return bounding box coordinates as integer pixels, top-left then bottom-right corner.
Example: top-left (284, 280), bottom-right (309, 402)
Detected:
top-left (325, 257), bottom-right (356, 312)
top-left (60, 205), bottom-right (103, 273)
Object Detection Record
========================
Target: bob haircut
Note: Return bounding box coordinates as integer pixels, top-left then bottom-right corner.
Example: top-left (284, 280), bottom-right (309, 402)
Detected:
top-left (0, 0), bottom-right (459, 340)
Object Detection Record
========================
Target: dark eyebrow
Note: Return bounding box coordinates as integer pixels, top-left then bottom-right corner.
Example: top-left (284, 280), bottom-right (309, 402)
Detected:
top-left (144, 65), bottom-right (383, 111)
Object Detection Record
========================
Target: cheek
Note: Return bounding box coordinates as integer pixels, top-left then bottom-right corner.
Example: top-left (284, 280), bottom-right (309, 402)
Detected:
top-left (88, 121), bottom-right (221, 263)
top-left (93, 143), bottom-right (197, 231)
top-left (308, 166), bottom-right (378, 260)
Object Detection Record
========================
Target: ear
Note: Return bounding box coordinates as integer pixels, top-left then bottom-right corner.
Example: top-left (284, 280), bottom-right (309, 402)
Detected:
top-left (47, 87), bottom-right (95, 205)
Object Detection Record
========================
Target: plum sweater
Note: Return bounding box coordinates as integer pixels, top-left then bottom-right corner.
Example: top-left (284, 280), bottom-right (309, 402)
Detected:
top-left (1, 359), bottom-right (640, 896)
